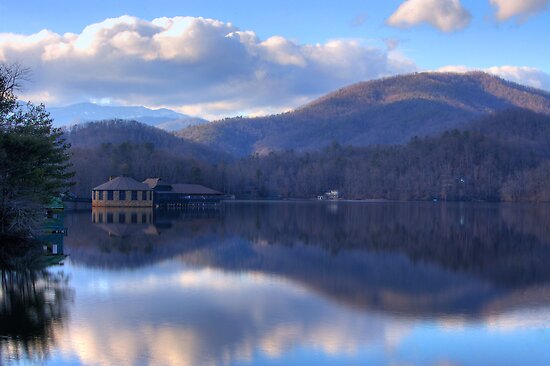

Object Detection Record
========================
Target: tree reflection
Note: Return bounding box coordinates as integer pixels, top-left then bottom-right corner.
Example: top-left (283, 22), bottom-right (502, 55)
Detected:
top-left (63, 202), bottom-right (550, 317)
top-left (0, 269), bottom-right (73, 364)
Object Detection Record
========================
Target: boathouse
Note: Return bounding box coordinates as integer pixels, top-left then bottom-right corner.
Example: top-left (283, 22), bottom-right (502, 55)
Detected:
top-left (143, 178), bottom-right (223, 206)
top-left (92, 176), bottom-right (153, 207)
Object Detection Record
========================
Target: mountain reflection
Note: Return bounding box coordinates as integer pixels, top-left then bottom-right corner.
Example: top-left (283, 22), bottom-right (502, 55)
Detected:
top-left (64, 202), bottom-right (550, 317)
top-left (0, 270), bottom-right (73, 364)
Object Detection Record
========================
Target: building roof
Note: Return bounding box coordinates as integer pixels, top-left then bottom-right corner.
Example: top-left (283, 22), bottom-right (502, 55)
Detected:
top-left (170, 184), bottom-right (222, 195)
top-left (142, 177), bottom-right (222, 195)
top-left (143, 178), bottom-right (162, 189)
top-left (94, 176), bottom-right (151, 191)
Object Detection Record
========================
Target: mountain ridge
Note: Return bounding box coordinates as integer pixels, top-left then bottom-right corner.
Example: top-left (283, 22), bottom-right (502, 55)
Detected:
top-left (177, 72), bottom-right (550, 156)
top-left (65, 119), bottom-right (227, 161)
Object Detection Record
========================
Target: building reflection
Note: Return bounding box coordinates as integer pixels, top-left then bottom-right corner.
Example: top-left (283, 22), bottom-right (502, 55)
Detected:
top-left (90, 207), bottom-right (221, 236)
top-left (92, 207), bottom-right (154, 226)
top-left (92, 207), bottom-right (154, 237)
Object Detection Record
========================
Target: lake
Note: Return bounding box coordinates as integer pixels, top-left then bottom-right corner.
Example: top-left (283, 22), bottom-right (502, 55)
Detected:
top-left (2, 201), bottom-right (550, 365)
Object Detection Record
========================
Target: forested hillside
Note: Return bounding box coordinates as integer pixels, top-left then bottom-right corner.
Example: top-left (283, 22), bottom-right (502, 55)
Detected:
top-left (178, 72), bottom-right (550, 156)
top-left (68, 109), bottom-right (550, 202)
top-left (66, 120), bottom-right (227, 196)
top-left (218, 109), bottom-right (550, 201)
top-left (66, 119), bottom-right (225, 160)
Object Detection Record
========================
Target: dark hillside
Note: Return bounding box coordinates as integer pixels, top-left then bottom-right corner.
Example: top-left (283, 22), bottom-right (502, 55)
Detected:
top-left (466, 109), bottom-right (550, 156)
top-left (214, 109), bottom-right (550, 201)
top-left (65, 120), bottom-right (229, 196)
top-left (65, 119), bottom-right (226, 161)
top-left (178, 72), bottom-right (550, 156)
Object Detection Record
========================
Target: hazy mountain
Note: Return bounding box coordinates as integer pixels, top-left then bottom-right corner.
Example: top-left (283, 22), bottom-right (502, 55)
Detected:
top-left (177, 72), bottom-right (550, 156)
top-left (49, 102), bottom-right (208, 131)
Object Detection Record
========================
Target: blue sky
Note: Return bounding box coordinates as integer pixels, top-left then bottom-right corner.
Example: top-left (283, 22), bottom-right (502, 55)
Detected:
top-left (0, 0), bottom-right (549, 118)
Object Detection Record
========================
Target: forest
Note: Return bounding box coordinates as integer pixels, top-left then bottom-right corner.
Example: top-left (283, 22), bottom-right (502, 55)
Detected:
top-left (68, 109), bottom-right (550, 202)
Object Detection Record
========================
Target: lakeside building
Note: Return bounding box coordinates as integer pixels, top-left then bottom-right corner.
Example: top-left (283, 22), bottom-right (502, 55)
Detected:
top-left (317, 190), bottom-right (340, 201)
top-left (92, 176), bottom-right (153, 208)
top-left (92, 176), bottom-right (222, 208)
top-left (143, 178), bottom-right (223, 206)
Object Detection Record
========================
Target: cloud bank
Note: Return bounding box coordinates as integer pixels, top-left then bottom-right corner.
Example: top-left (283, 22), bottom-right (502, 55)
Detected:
top-left (0, 15), bottom-right (415, 119)
top-left (437, 65), bottom-right (550, 90)
top-left (387, 0), bottom-right (472, 32)
top-left (489, 0), bottom-right (550, 21)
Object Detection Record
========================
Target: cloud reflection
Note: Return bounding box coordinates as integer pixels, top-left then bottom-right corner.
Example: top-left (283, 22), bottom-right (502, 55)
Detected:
top-left (54, 203), bottom-right (550, 365)
top-left (54, 263), bottom-right (414, 366)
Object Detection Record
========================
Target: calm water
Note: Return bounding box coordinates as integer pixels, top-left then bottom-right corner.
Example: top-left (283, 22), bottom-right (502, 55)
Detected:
top-left (2, 202), bottom-right (550, 365)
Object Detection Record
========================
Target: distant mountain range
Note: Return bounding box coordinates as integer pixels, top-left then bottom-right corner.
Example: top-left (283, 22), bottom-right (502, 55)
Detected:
top-left (49, 102), bottom-right (208, 131)
top-left (177, 72), bottom-right (550, 156)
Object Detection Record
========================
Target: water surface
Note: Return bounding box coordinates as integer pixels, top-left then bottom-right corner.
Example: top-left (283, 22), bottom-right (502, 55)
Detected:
top-left (2, 202), bottom-right (550, 365)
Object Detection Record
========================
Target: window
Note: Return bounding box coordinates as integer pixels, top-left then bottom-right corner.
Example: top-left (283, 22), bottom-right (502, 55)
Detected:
top-left (142, 191), bottom-right (147, 200)
top-left (98, 191), bottom-right (103, 200)
top-left (107, 191), bottom-right (113, 200)
top-left (92, 191), bottom-right (96, 200)
top-left (98, 213), bottom-right (103, 223)
top-left (142, 213), bottom-right (147, 223)
top-left (131, 213), bottom-right (138, 223)
top-left (132, 191), bottom-right (138, 200)
top-left (149, 191), bottom-right (152, 200)
top-left (119, 190), bottom-right (126, 200)
top-left (107, 213), bottom-right (113, 223)
top-left (119, 213), bottom-right (126, 223)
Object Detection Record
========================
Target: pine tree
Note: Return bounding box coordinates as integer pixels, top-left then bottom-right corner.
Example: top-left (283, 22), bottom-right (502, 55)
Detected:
top-left (0, 63), bottom-right (74, 238)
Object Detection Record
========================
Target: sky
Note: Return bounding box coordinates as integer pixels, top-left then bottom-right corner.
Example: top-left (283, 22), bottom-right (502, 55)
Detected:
top-left (0, 0), bottom-right (549, 119)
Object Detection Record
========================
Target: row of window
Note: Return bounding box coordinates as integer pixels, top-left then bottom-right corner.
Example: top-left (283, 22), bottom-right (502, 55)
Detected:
top-left (93, 190), bottom-right (152, 201)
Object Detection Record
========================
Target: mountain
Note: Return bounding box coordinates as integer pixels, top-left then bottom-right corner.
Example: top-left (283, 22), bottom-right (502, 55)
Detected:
top-left (154, 117), bottom-right (209, 131)
top-left (65, 120), bottom-right (230, 196)
top-left (65, 119), bottom-right (225, 161)
top-left (49, 102), bottom-right (208, 131)
top-left (209, 109), bottom-right (550, 201)
top-left (177, 72), bottom-right (550, 156)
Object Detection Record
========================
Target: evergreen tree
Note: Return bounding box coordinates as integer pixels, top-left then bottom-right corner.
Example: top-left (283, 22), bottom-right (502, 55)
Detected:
top-left (0, 63), bottom-right (73, 238)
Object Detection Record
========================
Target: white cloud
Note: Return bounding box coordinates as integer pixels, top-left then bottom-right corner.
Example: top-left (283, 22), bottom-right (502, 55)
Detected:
top-left (387, 0), bottom-right (472, 32)
top-left (485, 66), bottom-right (550, 90)
top-left (489, 0), bottom-right (550, 21)
top-left (0, 15), bottom-right (416, 119)
top-left (437, 65), bottom-right (550, 90)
